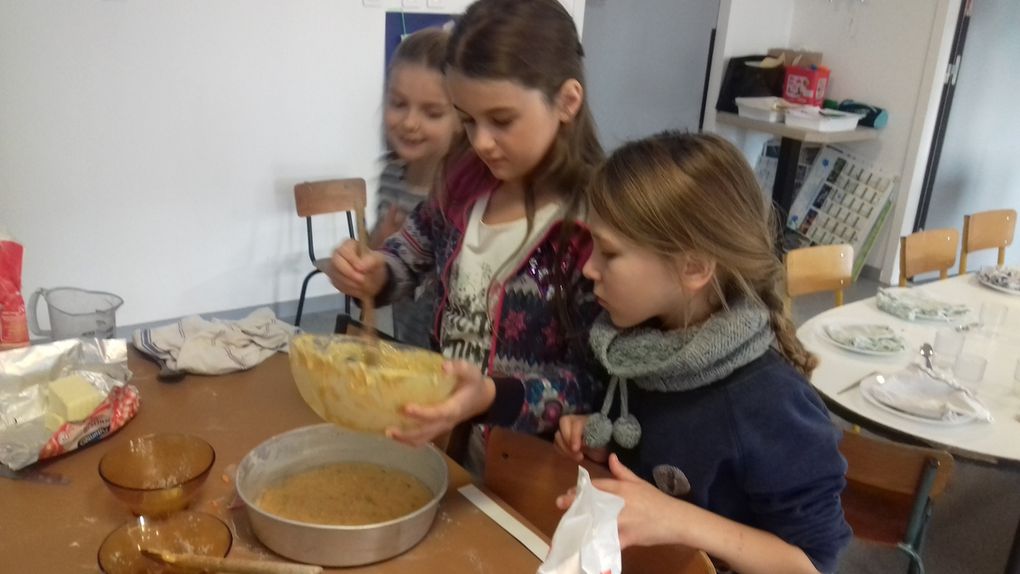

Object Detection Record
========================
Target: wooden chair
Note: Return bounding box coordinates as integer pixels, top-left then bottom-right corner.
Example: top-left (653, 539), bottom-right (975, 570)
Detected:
top-left (959, 209), bottom-right (1016, 274)
top-left (785, 244), bottom-right (854, 307)
top-left (898, 228), bottom-right (960, 287)
top-left (839, 431), bottom-right (954, 574)
top-left (485, 428), bottom-right (716, 574)
top-left (293, 178), bottom-right (366, 326)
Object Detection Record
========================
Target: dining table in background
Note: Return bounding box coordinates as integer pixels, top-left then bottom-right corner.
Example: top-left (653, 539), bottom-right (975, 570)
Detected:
top-left (0, 351), bottom-right (549, 573)
top-left (798, 273), bottom-right (1020, 573)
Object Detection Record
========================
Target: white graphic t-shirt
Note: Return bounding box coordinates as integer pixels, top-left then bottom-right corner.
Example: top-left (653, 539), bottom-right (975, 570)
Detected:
top-left (441, 193), bottom-right (560, 370)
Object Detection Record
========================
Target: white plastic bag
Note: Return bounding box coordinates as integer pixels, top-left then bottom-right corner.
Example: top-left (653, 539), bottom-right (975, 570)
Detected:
top-left (538, 467), bottom-right (625, 574)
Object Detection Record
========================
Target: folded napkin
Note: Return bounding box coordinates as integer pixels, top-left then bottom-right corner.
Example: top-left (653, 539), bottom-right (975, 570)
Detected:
top-left (978, 266), bottom-right (1020, 292)
top-left (824, 323), bottom-right (905, 353)
top-left (876, 288), bottom-right (970, 322)
top-left (132, 308), bottom-right (296, 375)
top-left (862, 364), bottom-right (993, 423)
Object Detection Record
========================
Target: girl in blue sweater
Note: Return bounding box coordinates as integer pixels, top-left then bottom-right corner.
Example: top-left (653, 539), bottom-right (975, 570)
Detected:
top-left (555, 132), bottom-right (851, 574)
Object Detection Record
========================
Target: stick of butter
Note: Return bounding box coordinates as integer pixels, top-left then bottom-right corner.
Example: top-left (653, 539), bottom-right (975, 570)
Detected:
top-left (48, 374), bottom-right (104, 422)
top-left (44, 411), bottom-right (66, 433)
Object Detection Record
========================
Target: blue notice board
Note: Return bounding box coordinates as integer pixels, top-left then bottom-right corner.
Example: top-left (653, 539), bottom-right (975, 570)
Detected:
top-left (383, 12), bottom-right (456, 71)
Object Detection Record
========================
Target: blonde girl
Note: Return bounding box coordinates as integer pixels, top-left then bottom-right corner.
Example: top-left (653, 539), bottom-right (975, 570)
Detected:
top-left (371, 27), bottom-right (460, 348)
top-left (556, 132), bottom-right (851, 574)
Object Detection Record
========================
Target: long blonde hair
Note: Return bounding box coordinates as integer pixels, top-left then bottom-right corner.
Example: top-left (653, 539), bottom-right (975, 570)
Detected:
top-left (587, 132), bottom-right (817, 376)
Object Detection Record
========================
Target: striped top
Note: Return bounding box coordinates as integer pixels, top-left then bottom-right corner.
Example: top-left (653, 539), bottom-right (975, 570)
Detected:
top-left (375, 156), bottom-right (429, 226)
top-left (374, 154), bottom-right (435, 349)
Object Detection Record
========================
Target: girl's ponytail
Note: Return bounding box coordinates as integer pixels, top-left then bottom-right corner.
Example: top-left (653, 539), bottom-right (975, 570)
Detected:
top-left (758, 278), bottom-right (818, 377)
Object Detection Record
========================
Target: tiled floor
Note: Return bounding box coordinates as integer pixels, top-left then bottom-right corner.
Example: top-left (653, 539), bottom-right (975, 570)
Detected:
top-left (298, 282), bottom-right (1020, 573)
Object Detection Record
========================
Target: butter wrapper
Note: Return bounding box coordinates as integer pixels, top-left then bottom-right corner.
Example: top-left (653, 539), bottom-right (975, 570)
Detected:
top-left (0, 338), bottom-right (138, 470)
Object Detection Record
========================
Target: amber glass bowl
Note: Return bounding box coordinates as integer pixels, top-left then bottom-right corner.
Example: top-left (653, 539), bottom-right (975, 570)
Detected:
top-left (99, 433), bottom-right (215, 516)
top-left (97, 510), bottom-right (232, 574)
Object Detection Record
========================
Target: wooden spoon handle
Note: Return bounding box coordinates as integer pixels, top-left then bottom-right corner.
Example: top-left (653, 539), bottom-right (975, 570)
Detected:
top-left (354, 200), bottom-right (377, 336)
top-left (152, 550), bottom-right (323, 574)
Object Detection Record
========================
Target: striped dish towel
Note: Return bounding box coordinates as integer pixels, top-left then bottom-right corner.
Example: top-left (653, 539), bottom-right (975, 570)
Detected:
top-left (132, 308), bottom-right (296, 375)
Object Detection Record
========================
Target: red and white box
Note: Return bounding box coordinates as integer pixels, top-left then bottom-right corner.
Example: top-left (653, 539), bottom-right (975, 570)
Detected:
top-left (784, 65), bottom-right (830, 107)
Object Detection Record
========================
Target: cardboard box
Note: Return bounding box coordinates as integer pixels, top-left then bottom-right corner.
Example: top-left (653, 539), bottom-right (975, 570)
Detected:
top-left (767, 49), bottom-right (823, 68)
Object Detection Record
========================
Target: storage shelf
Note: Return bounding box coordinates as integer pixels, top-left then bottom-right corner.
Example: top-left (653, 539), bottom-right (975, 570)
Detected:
top-left (716, 112), bottom-right (880, 144)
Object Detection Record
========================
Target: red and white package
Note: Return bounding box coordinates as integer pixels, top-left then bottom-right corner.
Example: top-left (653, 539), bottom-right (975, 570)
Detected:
top-left (39, 385), bottom-right (141, 460)
top-left (0, 338), bottom-right (136, 470)
top-left (0, 232), bottom-right (29, 350)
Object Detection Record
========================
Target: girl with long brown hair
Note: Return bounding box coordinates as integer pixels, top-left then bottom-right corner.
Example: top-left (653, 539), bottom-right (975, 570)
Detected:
top-left (329, 0), bottom-right (605, 461)
top-left (556, 132), bottom-right (850, 573)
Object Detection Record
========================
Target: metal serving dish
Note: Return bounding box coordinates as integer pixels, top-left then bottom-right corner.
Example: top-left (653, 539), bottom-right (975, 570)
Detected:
top-left (235, 424), bottom-right (448, 567)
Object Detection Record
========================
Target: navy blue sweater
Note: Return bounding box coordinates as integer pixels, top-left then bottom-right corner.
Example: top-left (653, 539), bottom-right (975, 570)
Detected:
top-left (617, 350), bottom-right (851, 573)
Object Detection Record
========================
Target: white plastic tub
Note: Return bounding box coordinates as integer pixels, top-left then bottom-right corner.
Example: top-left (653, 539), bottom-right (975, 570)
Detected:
top-left (735, 96), bottom-right (791, 123)
top-left (785, 107), bottom-right (863, 132)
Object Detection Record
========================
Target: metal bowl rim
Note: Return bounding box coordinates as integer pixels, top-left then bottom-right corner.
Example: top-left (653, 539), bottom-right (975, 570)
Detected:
top-left (235, 424), bottom-right (449, 532)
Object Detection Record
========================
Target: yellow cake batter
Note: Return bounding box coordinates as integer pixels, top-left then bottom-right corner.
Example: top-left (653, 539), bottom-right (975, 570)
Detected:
top-left (257, 463), bottom-right (433, 526)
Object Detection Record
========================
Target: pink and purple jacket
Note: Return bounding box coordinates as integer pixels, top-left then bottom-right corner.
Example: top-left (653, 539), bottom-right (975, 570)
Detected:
top-left (375, 155), bottom-right (606, 434)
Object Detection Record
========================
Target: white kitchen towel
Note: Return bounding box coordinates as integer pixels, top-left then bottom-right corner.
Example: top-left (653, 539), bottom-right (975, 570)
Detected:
top-left (132, 308), bottom-right (296, 375)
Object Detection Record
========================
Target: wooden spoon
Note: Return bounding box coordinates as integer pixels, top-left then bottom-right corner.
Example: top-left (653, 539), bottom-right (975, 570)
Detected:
top-left (354, 199), bottom-right (376, 337)
top-left (354, 199), bottom-right (380, 366)
top-left (140, 548), bottom-right (323, 574)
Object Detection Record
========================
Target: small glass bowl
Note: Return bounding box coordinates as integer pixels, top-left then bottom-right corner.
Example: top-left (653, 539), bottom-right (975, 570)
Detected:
top-left (99, 433), bottom-right (215, 516)
top-left (97, 510), bottom-right (231, 574)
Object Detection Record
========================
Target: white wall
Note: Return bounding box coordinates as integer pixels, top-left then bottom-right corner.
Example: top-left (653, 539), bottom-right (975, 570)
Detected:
top-left (923, 0), bottom-right (1020, 269)
top-left (787, 0), bottom-right (955, 275)
top-left (703, 0), bottom-right (796, 162)
top-left (705, 0), bottom-right (959, 279)
top-left (0, 0), bottom-right (585, 328)
top-left (582, 0), bottom-right (718, 150)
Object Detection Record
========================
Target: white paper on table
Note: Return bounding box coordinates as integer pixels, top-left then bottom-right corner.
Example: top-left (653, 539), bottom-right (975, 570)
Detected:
top-left (537, 467), bottom-right (625, 574)
top-left (458, 484), bottom-right (550, 559)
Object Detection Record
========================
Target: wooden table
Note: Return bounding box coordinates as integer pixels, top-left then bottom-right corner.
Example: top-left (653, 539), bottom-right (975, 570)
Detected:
top-left (797, 274), bottom-right (1020, 572)
top-left (0, 351), bottom-right (546, 573)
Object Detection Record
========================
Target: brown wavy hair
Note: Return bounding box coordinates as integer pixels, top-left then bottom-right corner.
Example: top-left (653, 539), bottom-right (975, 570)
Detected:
top-left (587, 132), bottom-right (817, 376)
top-left (445, 0), bottom-right (604, 336)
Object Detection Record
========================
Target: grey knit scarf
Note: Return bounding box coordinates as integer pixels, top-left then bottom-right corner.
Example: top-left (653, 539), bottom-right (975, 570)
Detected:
top-left (583, 298), bottom-right (775, 449)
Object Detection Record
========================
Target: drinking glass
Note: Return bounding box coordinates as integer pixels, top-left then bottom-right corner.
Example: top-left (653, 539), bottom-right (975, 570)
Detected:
top-left (933, 329), bottom-right (964, 369)
top-left (980, 302), bottom-right (1008, 337)
top-left (954, 353), bottom-right (988, 388)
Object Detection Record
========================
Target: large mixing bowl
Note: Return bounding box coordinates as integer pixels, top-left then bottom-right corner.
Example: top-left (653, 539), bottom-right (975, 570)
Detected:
top-left (289, 333), bottom-right (455, 433)
top-left (235, 424), bottom-right (448, 567)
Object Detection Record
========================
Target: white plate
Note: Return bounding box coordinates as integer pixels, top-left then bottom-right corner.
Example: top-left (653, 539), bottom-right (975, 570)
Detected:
top-left (859, 373), bottom-right (978, 426)
top-left (819, 322), bottom-right (906, 356)
top-left (977, 275), bottom-right (1020, 296)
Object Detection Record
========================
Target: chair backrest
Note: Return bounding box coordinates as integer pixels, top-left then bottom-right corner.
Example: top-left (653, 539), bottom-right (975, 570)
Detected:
top-left (899, 228), bottom-right (960, 287)
top-left (294, 178), bottom-right (366, 218)
top-left (840, 431), bottom-right (953, 497)
top-left (785, 244), bottom-right (854, 306)
top-left (839, 431), bottom-right (954, 547)
top-left (485, 428), bottom-right (716, 574)
top-left (960, 209), bottom-right (1016, 273)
